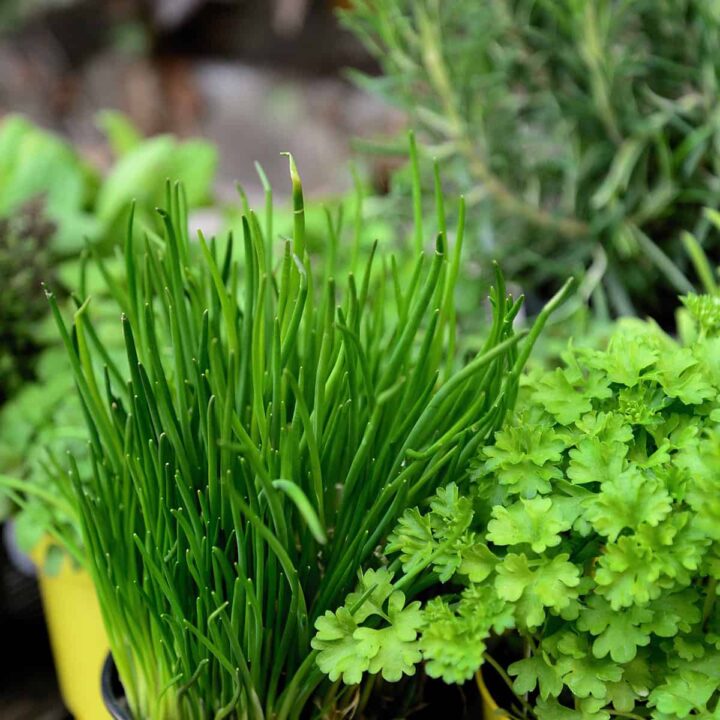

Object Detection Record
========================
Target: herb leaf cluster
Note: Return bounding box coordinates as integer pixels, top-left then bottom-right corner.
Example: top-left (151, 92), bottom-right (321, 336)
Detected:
top-left (320, 294), bottom-right (720, 719)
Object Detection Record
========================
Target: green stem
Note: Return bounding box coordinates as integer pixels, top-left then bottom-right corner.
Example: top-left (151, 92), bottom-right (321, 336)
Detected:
top-left (482, 653), bottom-right (535, 719)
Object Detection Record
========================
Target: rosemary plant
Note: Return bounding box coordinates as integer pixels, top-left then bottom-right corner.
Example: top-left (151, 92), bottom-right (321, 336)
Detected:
top-left (342, 0), bottom-right (720, 318)
top-left (49, 160), bottom-right (570, 719)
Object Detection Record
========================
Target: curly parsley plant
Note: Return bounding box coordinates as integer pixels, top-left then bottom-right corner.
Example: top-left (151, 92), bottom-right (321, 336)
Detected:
top-left (317, 293), bottom-right (720, 719)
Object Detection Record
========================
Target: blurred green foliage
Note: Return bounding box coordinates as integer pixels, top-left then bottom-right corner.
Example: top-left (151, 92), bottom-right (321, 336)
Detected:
top-left (342, 0), bottom-right (720, 318)
top-left (0, 111), bottom-right (217, 406)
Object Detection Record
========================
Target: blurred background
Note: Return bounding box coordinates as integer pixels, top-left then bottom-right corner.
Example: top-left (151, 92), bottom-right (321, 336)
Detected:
top-left (0, 0), bottom-right (401, 202)
top-left (0, 2), bottom-right (398, 718)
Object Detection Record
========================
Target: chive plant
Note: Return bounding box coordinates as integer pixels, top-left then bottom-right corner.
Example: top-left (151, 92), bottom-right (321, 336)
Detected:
top-left (48, 159), bottom-right (572, 720)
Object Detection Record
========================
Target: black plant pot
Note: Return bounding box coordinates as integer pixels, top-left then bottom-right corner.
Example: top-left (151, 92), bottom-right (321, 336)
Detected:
top-left (101, 654), bottom-right (133, 720)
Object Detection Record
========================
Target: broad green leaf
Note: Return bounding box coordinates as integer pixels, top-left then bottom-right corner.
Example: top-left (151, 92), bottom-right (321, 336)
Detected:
top-left (97, 110), bottom-right (142, 157)
top-left (166, 140), bottom-right (217, 207)
top-left (96, 136), bottom-right (175, 222)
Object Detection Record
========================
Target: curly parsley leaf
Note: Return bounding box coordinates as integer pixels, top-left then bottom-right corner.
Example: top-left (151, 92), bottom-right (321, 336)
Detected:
top-left (577, 596), bottom-right (652, 663)
top-left (353, 591), bottom-right (423, 682)
top-left (583, 467), bottom-right (672, 541)
top-left (482, 423), bottom-right (564, 496)
top-left (311, 570), bottom-right (423, 684)
top-left (312, 607), bottom-right (371, 684)
top-left (386, 483), bottom-right (473, 581)
top-left (508, 653), bottom-right (564, 700)
top-left (648, 670), bottom-right (718, 718)
top-left (495, 553), bottom-right (580, 628)
top-left (419, 587), bottom-right (511, 684)
top-left (487, 496), bottom-right (573, 552)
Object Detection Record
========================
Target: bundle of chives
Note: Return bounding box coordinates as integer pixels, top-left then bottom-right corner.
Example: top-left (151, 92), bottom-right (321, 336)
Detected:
top-left (48, 159), bottom-right (572, 719)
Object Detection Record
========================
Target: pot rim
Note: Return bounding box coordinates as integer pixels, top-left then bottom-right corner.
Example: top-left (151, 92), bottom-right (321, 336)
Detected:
top-left (101, 653), bottom-right (133, 720)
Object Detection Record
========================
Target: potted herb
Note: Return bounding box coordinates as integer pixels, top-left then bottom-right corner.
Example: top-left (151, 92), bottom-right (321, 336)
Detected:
top-left (319, 292), bottom-right (720, 717)
top-left (47, 154), bottom-right (571, 718)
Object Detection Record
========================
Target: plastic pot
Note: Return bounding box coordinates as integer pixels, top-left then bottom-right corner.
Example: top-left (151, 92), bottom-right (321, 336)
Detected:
top-left (102, 653), bottom-right (133, 720)
top-left (32, 538), bottom-right (109, 720)
top-left (476, 669), bottom-right (509, 718)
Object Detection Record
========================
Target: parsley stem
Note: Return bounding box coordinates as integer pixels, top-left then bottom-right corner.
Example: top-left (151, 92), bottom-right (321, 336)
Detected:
top-left (482, 653), bottom-right (535, 719)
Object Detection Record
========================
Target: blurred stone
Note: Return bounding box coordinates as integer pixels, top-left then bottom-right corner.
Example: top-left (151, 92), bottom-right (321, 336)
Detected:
top-left (150, 0), bottom-right (207, 30)
top-left (157, 1), bottom-right (372, 75)
top-left (272, 0), bottom-right (310, 37)
top-left (0, 29), bottom-right (402, 202)
top-left (193, 60), bottom-right (403, 202)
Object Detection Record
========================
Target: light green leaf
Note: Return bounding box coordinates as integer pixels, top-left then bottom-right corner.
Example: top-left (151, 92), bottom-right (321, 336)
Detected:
top-left (595, 536), bottom-right (662, 609)
top-left (577, 596), bottom-right (653, 663)
top-left (557, 650), bottom-right (623, 699)
top-left (458, 541), bottom-right (498, 582)
top-left (531, 368), bottom-right (593, 425)
top-left (487, 496), bottom-right (573, 552)
top-left (567, 436), bottom-right (625, 486)
top-left (272, 479), bottom-right (327, 544)
top-left (96, 136), bottom-right (175, 223)
top-left (345, 567), bottom-right (395, 622)
top-left (166, 140), bottom-right (217, 207)
top-left (312, 607), bottom-right (370, 684)
top-left (495, 553), bottom-right (580, 628)
top-left (649, 671), bottom-right (718, 718)
top-left (97, 110), bottom-right (142, 157)
top-left (509, 654), bottom-right (564, 700)
top-left (354, 592), bottom-right (423, 682)
top-left (583, 467), bottom-right (672, 541)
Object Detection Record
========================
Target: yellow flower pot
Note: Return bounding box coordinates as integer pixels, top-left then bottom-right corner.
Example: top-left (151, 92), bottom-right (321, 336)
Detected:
top-left (477, 670), bottom-right (510, 718)
top-left (33, 541), bottom-right (109, 720)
